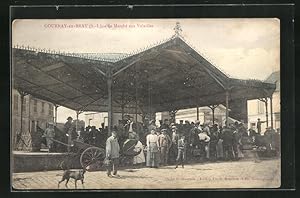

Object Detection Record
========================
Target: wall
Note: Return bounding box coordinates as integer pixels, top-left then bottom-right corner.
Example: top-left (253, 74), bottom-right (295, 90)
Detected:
top-left (247, 91), bottom-right (280, 132)
top-left (158, 106), bottom-right (227, 126)
top-left (12, 88), bottom-right (54, 151)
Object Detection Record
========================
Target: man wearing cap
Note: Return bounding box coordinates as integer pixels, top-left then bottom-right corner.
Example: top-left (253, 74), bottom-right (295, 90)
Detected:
top-left (183, 120), bottom-right (192, 142)
top-left (105, 131), bottom-right (120, 177)
top-left (188, 120), bottom-right (202, 160)
top-left (158, 129), bottom-right (172, 165)
top-left (161, 119), bottom-right (170, 130)
top-left (44, 122), bottom-right (55, 152)
top-left (189, 120), bottom-right (201, 147)
top-left (221, 126), bottom-right (234, 161)
top-left (175, 135), bottom-right (187, 169)
top-left (168, 126), bottom-right (180, 163)
top-left (256, 118), bottom-right (266, 134)
top-left (125, 116), bottom-right (136, 133)
top-left (178, 120), bottom-right (184, 135)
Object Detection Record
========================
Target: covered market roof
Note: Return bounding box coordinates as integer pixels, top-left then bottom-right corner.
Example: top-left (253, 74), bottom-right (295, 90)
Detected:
top-left (12, 33), bottom-right (276, 114)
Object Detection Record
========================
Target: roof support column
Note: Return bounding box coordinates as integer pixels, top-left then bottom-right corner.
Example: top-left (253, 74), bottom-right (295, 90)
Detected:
top-left (54, 105), bottom-right (59, 126)
top-left (259, 97), bottom-right (269, 132)
top-left (107, 68), bottom-right (113, 135)
top-left (121, 90), bottom-right (125, 121)
top-left (196, 107), bottom-right (199, 120)
top-left (270, 95), bottom-right (274, 129)
top-left (265, 98), bottom-right (269, 128)
top-left (209, 105), bottom-right (219, 125)
top-left (225, 91), bottom-right (229, 127)
top-left (28, 95), bottom-right (31, 133)
top-left (75, 110), bottom-right (82, 134)
top-left (169, 110), bottom-right (178, 124)
top-left (20, 93), bottom-right (24, 145)
top-left (148, 74), bottom-right (152, 120)
top-left (212, 107), bottom-right (215, 125)
top-left (17, 90), bottom-right (28, 150)
top-left (135, 69), bottom-right (138, 122)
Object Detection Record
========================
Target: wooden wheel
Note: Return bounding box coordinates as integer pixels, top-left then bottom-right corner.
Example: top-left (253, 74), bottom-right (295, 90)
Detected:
top-left (80, 147), bottom-right (105, 168)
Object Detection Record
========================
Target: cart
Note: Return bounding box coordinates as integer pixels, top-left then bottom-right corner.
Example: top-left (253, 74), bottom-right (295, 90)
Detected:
top-left (52, 138), bottom-right (142, 170)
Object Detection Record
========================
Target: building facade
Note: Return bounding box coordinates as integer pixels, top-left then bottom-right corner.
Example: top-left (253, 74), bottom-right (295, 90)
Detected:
top-left (157, 105), bottom-right (228, 126)
top-left (12, 88), bottom-right (54, 151)
top-left (85, 112), bottom-right (142, 128)
top-left (247, 71), bottom-right (280, 132)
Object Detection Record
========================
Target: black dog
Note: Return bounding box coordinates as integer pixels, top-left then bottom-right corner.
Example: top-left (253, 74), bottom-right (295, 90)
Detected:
top-left (58, 168), bottom-right (86, 189)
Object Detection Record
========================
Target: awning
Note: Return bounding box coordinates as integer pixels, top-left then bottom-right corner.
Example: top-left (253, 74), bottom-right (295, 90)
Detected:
top-left (12, 36), bottom-right (276, 113)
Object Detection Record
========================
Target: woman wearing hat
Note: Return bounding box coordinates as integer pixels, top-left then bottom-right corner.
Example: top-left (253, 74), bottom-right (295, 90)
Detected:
top-left (148, 120), bottom-right (157, 133)
top-left (146, 129), bottom-right (160, 168)
top-left (64, 116), bottom-right (74, 151)
top-left (132, 134), bottom-right (146, 167)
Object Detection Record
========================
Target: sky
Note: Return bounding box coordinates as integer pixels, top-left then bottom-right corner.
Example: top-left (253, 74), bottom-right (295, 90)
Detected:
top-left (12, 19), bottom-right (280, 123)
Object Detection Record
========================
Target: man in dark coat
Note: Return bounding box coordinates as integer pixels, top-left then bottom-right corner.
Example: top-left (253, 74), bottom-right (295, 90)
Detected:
top-left (188, 121), bottom-right (202, 161)
top-left (183, 120), bottom-right (192, 141)
top-left (124, 116), bottom-right (137, 134)
top-left (169, 126), bottom-right (180, 163)
top-left (257, 118), bottom-right (266, 134)
top-left (189, 121), bottom-right (201, 147)
top-left (158, 129), bottom-right (172, 165)
top-left (209, 131), bottom-right (219, 161)
top-left (221, 127), bottom-right (234, 161)
top-left (232, 128), bottom-right (242, 160)
top-left (64, 116), bottom-right (73, 146)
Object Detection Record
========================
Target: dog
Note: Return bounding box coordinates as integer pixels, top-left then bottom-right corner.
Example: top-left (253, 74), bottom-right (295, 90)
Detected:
top-left (58, 168), bottom-right (86, 189)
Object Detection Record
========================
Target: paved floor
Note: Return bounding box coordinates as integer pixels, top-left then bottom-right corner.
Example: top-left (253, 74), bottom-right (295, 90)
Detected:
top-left (12, 158), bottom-right (280, 190)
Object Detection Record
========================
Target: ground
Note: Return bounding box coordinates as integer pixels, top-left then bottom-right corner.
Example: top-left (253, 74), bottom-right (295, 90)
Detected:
top-left (12, 158), bottom-right (280, 190)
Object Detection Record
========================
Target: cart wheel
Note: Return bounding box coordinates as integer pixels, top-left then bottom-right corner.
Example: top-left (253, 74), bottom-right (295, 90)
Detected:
top-left (80, 147), bottom-right (105, 168)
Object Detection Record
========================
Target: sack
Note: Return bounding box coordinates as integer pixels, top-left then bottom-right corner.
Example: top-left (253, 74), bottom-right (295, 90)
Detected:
top-left (103, 157), bottom-right (112, 167)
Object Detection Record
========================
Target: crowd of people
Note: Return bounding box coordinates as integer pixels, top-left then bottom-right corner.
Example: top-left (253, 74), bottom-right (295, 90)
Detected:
top-left (42, 115), bottom-right (280, 177)
top-left (42, 117), bottom-right (109, 152)
top-left (103, 117), bottom-right (280, 177)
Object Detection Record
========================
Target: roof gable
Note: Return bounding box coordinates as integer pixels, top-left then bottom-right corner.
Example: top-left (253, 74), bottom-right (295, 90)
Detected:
top-left (12, 35), bottom-right (276, 112)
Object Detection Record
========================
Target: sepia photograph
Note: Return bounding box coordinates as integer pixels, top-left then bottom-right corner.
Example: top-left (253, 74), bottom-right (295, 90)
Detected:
top-left (11, 18), bottom-right (281, 190)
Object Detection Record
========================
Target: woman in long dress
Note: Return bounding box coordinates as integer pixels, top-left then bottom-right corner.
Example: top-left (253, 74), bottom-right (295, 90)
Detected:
top-left (130, 132), bottom-right (145, 166)
top-left (146, 129), bottom-right (160, 168)
top-left (133, 140), bottom-right (146, 166)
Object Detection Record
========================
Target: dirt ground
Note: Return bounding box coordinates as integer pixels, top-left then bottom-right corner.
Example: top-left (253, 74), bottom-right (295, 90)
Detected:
top-left (12, 158), bottom-right (280, 190)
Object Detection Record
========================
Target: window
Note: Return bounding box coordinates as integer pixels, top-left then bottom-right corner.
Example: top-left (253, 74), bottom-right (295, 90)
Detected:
top-left (41, 102), bottom-right (45, 114)
top-left (13, 94), bottom-right (19, 111)
top-left (257, 101), bottom-right (265, 114)
top-left (33, 100), bottom-right (37, 113)
top-left (48, 104), bottom-right (53, 116)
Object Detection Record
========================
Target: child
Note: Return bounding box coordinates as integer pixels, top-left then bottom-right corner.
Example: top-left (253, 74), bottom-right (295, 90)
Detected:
top-left (175, 135), bottom-right (187, 169)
